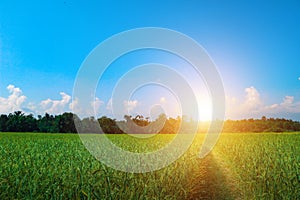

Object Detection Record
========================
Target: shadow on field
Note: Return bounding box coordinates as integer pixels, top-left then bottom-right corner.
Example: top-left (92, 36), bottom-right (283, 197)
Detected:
top-left (188, 153), bottom-right (235, 200)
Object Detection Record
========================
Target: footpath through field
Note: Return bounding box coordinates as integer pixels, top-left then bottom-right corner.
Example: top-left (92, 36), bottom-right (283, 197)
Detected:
top-left (188, 152), bottom-right (242, 200)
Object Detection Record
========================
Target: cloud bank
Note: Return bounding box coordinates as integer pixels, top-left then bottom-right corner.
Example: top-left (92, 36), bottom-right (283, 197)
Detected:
top-left (0, 85), bottom-right (105, 116)
top-left (0, 85), bottom-right (27, 113)
top-left (226, 86), bottom-right (300, 119)
top-left (40, 92), bottom-right (71, 114)
top-left (0, 84), bottom-right (299, 120)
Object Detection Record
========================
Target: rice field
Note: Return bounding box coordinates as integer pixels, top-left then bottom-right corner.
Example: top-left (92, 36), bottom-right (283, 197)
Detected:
top-left (0, 132), bottom-right (299, 199)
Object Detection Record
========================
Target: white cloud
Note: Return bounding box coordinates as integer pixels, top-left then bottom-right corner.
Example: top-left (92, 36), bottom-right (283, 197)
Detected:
top-left (226, 86), bottom-right (300, 119)
top-left (226, 86), bottom-right (263, 119)
top-left (90, 97), bottom-right (104, 116)
top-left (265, 96), bottom-right (300, 114)
top-left (0, 84), bottom-right (107, 117)
top-left (69, 97), bottom-right (80, 113)
top-left (124, 100), bottom-right (139, 112)
top-left (105, 98), bottom-right (139, 118)
top-left (93, 97), bottom-right (104, 111)
top-left (282, 96), bottom-right (294, 105)
top-left (243, 86), bottom-right (262, 109)
top-left (106, 98), bottom-right (112, 110)
top-left (40, 92), bottom-right (71, 114)
top-left (298, 77), bottom-right (300, 81)
top-left (106, 99), bottom-right (139, 111)
top-left (0, 85), bottom-right (26, 113)
top-left (69, 97), bottom-right (104, 117)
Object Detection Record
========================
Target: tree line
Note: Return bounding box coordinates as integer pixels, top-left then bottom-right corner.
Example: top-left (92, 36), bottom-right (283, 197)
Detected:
top-left (222, 116), bottom-right (300, 132)
top-left (0, 111), bottom-right (300, 133)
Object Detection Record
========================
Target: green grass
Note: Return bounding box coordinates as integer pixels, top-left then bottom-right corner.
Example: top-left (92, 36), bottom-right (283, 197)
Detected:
top-left (214, 133), bottom-right (300, 199)
top-left (0, 132), bottom-right (299, 199)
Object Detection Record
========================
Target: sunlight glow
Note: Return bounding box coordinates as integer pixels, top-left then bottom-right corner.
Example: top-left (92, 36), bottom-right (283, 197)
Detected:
top-left (197, 98), bottom-right (212, 121)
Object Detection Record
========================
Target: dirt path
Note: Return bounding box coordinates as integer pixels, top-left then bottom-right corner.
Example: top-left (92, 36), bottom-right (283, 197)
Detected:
top-left (188, 153), bottom-right (240, 200)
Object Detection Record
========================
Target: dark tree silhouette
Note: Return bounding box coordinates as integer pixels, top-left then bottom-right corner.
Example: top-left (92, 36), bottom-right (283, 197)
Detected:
top-left (0, 111), bottom-right (299, 133)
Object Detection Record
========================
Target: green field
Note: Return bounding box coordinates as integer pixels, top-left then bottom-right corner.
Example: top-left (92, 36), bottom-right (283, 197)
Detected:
top-left (0, 132), bottom-right (299, 199)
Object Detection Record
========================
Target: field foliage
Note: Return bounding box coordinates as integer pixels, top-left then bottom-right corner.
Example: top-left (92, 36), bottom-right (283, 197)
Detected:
top-left (0, 132), bottom-right (299, 199)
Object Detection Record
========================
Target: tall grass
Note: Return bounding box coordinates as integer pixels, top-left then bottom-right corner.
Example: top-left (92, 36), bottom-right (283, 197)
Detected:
top-left (0, 132), bottom-right (299, 199)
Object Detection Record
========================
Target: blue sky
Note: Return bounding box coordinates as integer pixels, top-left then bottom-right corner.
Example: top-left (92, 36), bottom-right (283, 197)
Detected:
top-left (0, 0), bottom-right (300, 120)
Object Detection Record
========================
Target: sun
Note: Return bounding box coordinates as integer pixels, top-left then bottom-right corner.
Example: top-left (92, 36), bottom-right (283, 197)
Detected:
top-left (197, 98), bottom-right (212, 122)
top-left (198, 102), bottom-right (212, 121)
